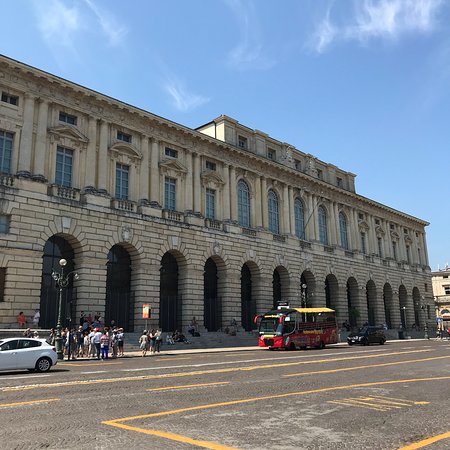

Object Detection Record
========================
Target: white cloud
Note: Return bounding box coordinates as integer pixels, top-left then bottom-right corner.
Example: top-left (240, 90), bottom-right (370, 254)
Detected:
top-left (82, 0), bottom-right (128, 46)
top-left (223, 0), bottom-right (275, 70)
top-left (164, 78), bottom-right (210, 113)
top-left (311, 0), bottom-right (443, 53)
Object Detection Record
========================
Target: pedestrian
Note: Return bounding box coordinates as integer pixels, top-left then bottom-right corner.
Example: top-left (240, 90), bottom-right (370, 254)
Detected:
top-left (92, 328), bottom-right (102, 359)
top-left (23, 328), bottom-right (32, 338)
top-left (100, 328), bottom-right (110, 360)
top-left (32, 309), bottom-right (40, 327)
top-left (139, 330), bottom-right (149, 357)
top-left (111, 329), bottom-right (118, 358)
top-left (32, 330), bottom-right (40, 339)
top-left (155, 329), bottom-right (162, 353)
top-left (149, 329), bottom-right (157, 354)
top-left (16, 311), bottom-right (27, 328)
top-left (117, 328), bottom-right (124, 356)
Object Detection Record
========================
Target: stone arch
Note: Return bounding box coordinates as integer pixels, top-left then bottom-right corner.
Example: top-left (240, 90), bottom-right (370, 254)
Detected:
top-left (241, 260), bottom-right (260, 331)
top-left (412, 286), bottom-right (422, 329)
top-left (399, 284), bottom-right (408, 329)
top-left (272, 265), bottom-right (290, 308)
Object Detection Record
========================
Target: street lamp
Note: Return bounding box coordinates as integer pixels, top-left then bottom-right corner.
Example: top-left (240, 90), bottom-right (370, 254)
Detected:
top-left (300, 284), bottom-right (307, 308)
top-left (52, 258), bottom-right (79, 360)
top-left (401, 306), bottom-right (407, 331)
top-left (420, 296), bottom-right (429, 340)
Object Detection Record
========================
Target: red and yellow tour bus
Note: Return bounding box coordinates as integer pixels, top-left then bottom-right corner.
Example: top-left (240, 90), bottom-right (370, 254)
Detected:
top-left (255, 306), bottom-right (338, 350)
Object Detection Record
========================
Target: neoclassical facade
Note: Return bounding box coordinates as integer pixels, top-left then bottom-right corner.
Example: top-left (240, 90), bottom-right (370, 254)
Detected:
top-left (0, 55), bottom-right (433, 332)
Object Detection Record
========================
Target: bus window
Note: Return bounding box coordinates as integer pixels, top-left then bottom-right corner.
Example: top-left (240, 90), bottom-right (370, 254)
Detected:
top-left (283, 315), bottom-right (295, 334)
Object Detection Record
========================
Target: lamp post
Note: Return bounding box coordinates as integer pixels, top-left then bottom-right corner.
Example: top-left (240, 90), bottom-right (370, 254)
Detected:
top-left (420, 296), bottom-right (429, 340)
top-left (52, 258), bottom-right (79, 360)
top-left (401, 306), bottom-right (407, 333)
top-left (300, 283), bottom-right (307, 308)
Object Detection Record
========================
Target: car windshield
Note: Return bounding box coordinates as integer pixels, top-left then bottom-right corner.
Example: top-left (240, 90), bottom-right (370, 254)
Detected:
top-left (359, 326), bottom-right (369, 334)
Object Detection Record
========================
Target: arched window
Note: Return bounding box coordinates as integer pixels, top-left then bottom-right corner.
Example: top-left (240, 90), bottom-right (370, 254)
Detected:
top-left (237, 180), bottom-right (251, 227)
top-left (268, 190), bottom-right (279, 233)
top-left (294, 198), bottom-right (305, 239)
top-left (339, 212), bottom-right (348, 250)
top-left (318, 206), bottom-right (328, 244)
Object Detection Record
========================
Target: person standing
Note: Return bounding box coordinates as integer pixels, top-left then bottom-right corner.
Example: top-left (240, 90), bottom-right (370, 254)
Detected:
top-left (155, 329), bottom-right (162, 353)
top-left (100, 329), bottom-right (110, 360)
top-left (92, 328), bottom-right (102, 359)
top-left (117, 328), bottom-right (124, 357)
top-left (111, 329), bottom-right (119, 358)
top-left (32, 309), bottom-right (40, 327)
top-left (149, 329), bottom-right (157, 355)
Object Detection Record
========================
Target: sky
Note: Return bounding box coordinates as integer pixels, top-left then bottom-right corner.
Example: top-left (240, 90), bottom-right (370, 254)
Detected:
top-left (1, 0), bottom-right (449, 270)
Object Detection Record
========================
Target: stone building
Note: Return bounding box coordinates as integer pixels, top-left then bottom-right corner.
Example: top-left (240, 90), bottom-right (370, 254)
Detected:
top-left (0, 55), bottom-right (433, 332)
top-left (432, 268), bottom-right (450, 332)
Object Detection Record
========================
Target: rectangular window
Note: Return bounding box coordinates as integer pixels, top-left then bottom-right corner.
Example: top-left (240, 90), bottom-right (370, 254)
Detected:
top-left (1, 92), bottom-right (18, 106)
top-left (294, 159), bottom-right (301, 171)
top-left (360, 232), bottom-right (367, 254)
top-left (390, 223), bottom-right (395, 230)
top-left (165, 147), bottom-right (178, 158)
top-left (336, 177), bottom-right (342, 187)
top-left (0, 130), bottom-right (14, 174)
top-left (375, 219), bottom-right (380, 225)
top-left (444, 286), bottom-right (450, 295)
top-left (406, 246), bottom-right (411, 264)
top-left (164, 177), bottom-right (176, 210)
top-left (238, 136), bottom-right (248, 149)
top-left (0, 268), bottom-right (5, 302)
top-left (0, 215), bottom-right (10, 234)
top-left (205, 188), bottom-right (216, 219)
top-left (115, 163), bottom-right (129, 200)
top-left (377, 237), bottom-right (383, 258)
top-left (55, 146), bottom-right (73, 187)
top-left (117, 131), bottom-right (132, 143)
top-left (206, 160), bottom-right (216, 171)
top-left (59, 111), bottom-right (77, 125)
top-left (317, 169), bottom-right (323, 180)
top-left (267, 149), bottom-right (275, 160)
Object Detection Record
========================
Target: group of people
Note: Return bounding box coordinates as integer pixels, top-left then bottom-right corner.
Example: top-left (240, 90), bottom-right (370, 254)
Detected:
top-left (139, 329), bottom-right (163, 356)
top-left (48, 325), bottom-right (125, 360)
top-left (16, 310), bottom-right (40, 328)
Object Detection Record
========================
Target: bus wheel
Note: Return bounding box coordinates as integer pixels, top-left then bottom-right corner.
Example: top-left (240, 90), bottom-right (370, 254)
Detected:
top-left (318, 341), bottom-right (325, 349)
top-left (289, 342), bottom-right (296, 351)
top-left (300, 346), bottom-right (307, 350)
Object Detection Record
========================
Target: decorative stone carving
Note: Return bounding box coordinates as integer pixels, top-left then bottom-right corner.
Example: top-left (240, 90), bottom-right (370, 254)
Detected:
top-left (121, 225), bottom-right (131, 242)
top-left (108, 141), bottom-right (142, 166)
top-left (200, 170), bottom-right (225, 190)
top-left (48, 125), bottom-right (88, 149)
top-left (159, 158), bottom-right (188, 179)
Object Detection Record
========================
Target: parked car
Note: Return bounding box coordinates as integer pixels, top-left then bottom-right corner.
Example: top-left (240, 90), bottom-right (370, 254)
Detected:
top-left (347, 326), bottom-right (386, 346)
top-left (0, 338), bottom-right (58, 372)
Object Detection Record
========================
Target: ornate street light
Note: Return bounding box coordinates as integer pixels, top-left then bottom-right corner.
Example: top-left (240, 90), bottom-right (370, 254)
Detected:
top-left (420, 296), bottom-right (429, 340)
top-left (52, 258), bottom-right (79, 360)
top-left (300, 283), bottom-right (307, 308)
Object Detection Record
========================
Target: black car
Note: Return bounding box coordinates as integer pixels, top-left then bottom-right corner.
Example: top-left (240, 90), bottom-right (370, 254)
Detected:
top-left (347, 326), bottom-right (386, 346)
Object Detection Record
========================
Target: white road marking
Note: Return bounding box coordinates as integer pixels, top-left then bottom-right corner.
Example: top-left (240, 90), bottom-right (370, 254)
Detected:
top-left (80, 371), bottom-right (108, 374)
top-left (0, 374), bottom-right (52, 380)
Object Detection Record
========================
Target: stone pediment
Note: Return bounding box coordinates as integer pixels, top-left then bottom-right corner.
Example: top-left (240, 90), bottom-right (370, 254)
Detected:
top-left (375, 225), bottom-right (385, 236)
top-left (159, 158), bottom-right (188, 175)
top-left (109, 141), bottom-right (142, 161)
top-left (404, 234), bottom-right (413, 245)
top-left (48, 125), bottom-right (88, 143)
top-left (358, 220), bottom-right (370, 231)
top-left (390, 231), bottom-right (400, 240)
top-left (201, 170), bottom-right (225, 186)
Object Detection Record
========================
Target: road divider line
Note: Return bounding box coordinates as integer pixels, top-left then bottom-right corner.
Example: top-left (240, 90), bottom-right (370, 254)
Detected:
top-left (0, 398), bottom-right (60, 408)
top-left (147, 382), bottom-right (230, 391)
top-left (397, 431), bottom-right (450, 449)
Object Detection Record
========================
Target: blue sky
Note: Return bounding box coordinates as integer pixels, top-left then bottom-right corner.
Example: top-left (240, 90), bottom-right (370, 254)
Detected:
top-left (1, 0), bottom-right (449, 270)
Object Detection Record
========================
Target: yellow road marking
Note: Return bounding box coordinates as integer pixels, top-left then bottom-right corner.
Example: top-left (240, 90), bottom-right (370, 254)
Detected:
top-left (397, 431), bottom-right (450, 449)
top-left (283, 355), bottom-right (449, 378)
top-left (1, 349), bottom-right (442, 392)
top-left (147, 382), bottom-right (229, 391)
top-left (0, 398), bottom-right (60, 408)
top-left (103, 376), bottom-right (450, 449)
top-left (327, 399), bottom-right (389, 411)
top-left (105, 422), bottom-right (239, 450)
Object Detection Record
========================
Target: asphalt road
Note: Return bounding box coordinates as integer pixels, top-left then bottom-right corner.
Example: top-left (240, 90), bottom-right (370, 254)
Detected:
top-left (0, 340), bottom-right (449, 450)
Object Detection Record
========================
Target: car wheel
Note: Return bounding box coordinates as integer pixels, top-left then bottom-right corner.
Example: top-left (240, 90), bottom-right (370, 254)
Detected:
top-left (362, 338), bottom-right (369, 346)
top-left (289, 342), bottom-right (296, 351)
top-left (318, 341), bottom-right (325, 349)
top-left (379, 339), bottom-right (386, 345)
top-left (348, 341), bottom-right (354, 346)
top-left (35, 357), bottom-right (52, 373)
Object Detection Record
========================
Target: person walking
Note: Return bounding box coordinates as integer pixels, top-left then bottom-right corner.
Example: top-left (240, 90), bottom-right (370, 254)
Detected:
top-left (117, 328), bottom-right (125, 357)
top-left (139, 330), bottom-right (149, 357)
top-left (155, 329), bottom-right (162, 353)
top-left (149, 329), bottom-right (157, 355)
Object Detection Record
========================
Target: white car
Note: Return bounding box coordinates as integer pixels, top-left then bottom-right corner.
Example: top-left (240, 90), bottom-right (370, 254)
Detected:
top-left (0, 337), bottom-right (58, 373)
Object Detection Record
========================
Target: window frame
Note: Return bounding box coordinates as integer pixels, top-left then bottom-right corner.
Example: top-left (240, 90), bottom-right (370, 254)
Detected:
top-left (59, 111), bottom-right (77, 126)
top-left (1, 92), bottom-right (18, 106)
top-left (267, 190), bottom-right (280, 234)
top-left (115, 163), bottom-right (130, 200)
top-left (339, 212), bottom-right (349, 250)
top-left (205, 188), bottom-right (216, 219)
top-left (55, 146), bottom-right (74, 187)
top-left (117, 131), bottom-right (132, 143)
top-left (164, 177), bottom-right (177, 211)
top-left (318, 206), bottom-right (328, 245)
top-left (0, 130), bottom-right (14, 174)
top-left (294, 198), bottom-right (305, 240)
top-left (165, 147), bottom-right (178, 159)
top-left (237, 180), bottom-right (251, 227)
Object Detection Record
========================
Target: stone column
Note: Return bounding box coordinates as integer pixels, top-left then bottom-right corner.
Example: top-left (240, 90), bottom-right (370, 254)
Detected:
top-left (84, 117), bottom-right (97, 189)
top-left (222, 164), bottom-right (230, 221)
top-left (150, 139), bottom-right (160, 206)
top-left (422, 233), bottom-right (430, 267)
top-left (185, 152), bottom-right (193, 213)
top-left (222, 269), bottom-right (243, 328)
top-left (181, 267), bottom-right (204, 329)
top-left (193, 153), bottom-right (201, 214)
top-left (261, 177), bottom-right (268, 229)
top-left (18, 93), bottom-right (35, 176)
top-left (333, 203), bottom-right (340, 246)
top-left (289, 187), bottom-right (295, 236)
top-left (328, 201), bottom-right (337, 245)
top-left (351, 209), bottom-right (359, 251)
top-left (230, 166), bottom-right (237, 222)
top-left (306, 193), bottom-right (314, 240)
top-left (139, 135), bottom-right (150, 202)
top-left (282, 184), bottom-right (289, 234)
top-left (312, 195), bottom-right (319, 241)
top-left (97, 121), bottom-right (109, 193)
top-left (254, 175), bottom-right (262, 228)
top-left (369, 215), bottom-right (377, 255)
top-left (33, 99), bottom-right (48, 180)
